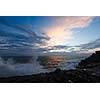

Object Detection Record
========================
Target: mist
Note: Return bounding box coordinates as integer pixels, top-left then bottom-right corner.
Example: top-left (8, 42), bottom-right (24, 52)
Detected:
top-left (0, 55), bottom-right (50, 77)
top-left (0, 17), bottom-right (51, 77)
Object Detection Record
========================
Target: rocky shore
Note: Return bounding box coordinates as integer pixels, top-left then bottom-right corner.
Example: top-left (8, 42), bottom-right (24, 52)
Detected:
top-left (0, 51), bottom-right (100, 83)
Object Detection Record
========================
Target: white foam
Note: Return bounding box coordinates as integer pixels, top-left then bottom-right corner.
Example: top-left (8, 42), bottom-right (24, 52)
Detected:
top-left (0, 56), bottom-right (80, 77)
top-left (0, 57), bottom-right (49, 77)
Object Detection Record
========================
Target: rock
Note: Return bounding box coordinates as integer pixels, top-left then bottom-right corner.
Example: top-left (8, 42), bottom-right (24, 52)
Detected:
top-left (54, 68), bottom-right (61, 73)
top-left (79, 50), bottom-right (100, 68)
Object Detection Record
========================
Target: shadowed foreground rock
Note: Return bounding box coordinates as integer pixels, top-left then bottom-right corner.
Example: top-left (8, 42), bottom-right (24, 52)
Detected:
top-left (0, 67), bottom-right (100, 83)
top-left (0, 51), bottom-right (100, 83)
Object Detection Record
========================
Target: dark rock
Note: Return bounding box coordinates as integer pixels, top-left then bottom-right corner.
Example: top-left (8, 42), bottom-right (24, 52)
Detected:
top-left (79, 50), bottom-right (100, 68)
top-left (54, 68), bottom-right (61, 73)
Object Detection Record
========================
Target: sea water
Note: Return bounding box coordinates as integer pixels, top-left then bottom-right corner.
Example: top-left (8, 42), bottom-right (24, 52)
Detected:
top-left (0, 56), bottom-right (83, 77)
top-left (37, 56), bottom-right (82, 70)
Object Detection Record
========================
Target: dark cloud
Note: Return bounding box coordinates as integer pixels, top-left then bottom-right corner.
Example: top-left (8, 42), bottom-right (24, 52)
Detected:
top-left (44, 37), bottom-right (100, 54)
top-left (78, 38), bottom-right (100, 50)
top-left (53, 45), bottom-right (71, 49)
top-left (0, 18), bottom-right (49, 39)
top-left (0, 18), bottom-right (50, 55)
top-left (45, 45), bottom-right (71, 51)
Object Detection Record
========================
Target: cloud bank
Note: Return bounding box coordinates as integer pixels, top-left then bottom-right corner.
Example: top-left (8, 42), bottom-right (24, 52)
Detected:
top-left (47, 37), bottom-right (100, 55)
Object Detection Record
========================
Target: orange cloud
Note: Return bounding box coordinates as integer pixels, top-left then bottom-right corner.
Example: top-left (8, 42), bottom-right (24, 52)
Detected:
top-left (44, 16), bottom-right (94, 46)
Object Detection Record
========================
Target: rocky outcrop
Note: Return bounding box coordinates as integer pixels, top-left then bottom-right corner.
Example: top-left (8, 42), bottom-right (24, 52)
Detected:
top-left (0, 67), bottom-right (100, 83)
top-left (79, 51), bottom-right (100, 68)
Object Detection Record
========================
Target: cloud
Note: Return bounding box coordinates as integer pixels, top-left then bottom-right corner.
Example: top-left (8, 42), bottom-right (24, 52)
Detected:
top-left (80, 38), bottom-right (100, 49)
top-left (0, 18), bottom-right (50, 55)
top-left (43, 16), bottom-right (94, 46)
top-left (0, 18), bottom-right (49, 40)
top-left (0, 17), bottom-right (96, 55)
top-left (54, 16), bottom-right (94, 29)
top-left (75, 38), bottom-right (100, 54)
top-left (45, 37), bottom-right (100, 54)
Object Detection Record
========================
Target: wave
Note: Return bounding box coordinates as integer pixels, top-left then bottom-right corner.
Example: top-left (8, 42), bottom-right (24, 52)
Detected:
top-left (0, 56), bottom-right (80, 77)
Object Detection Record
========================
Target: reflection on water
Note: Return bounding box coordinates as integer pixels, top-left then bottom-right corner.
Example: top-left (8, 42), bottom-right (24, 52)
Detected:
top-left (37, 56), bottom-right (82, 70)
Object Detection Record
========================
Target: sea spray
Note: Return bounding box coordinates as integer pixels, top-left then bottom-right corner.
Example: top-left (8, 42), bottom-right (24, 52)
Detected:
top-left (0, 55), bottom-right (81, 77)
top-left (0, 55), bottom-right (48, 77)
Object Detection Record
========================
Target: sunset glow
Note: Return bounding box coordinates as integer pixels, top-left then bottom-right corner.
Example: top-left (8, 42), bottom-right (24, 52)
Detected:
top-left (0, 16), bottom-right (100, 55)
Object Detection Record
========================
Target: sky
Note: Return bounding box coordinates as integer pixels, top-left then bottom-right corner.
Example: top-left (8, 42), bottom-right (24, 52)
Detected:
top-left (0, 16), bottom-right (100, 56)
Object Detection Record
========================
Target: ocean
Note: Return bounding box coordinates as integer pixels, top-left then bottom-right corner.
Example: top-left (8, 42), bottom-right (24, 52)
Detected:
top-left (37, 56), bottom-right (83, 70)
top-left (0, 55), bottom-right (84, 77)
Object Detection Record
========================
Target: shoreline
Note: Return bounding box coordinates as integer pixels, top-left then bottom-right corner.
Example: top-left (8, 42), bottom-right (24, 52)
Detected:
top-left (0, 51), bottom-right (100, 83)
